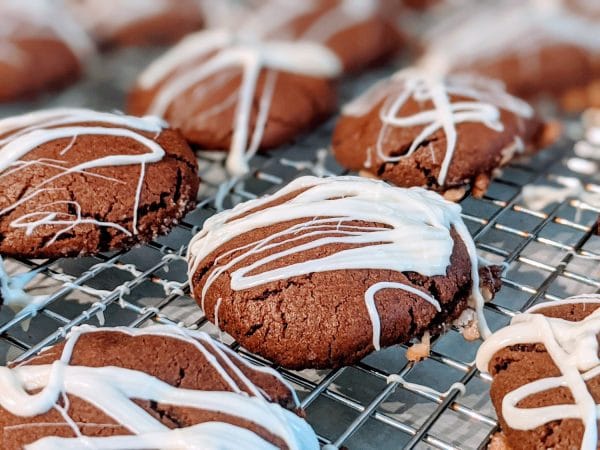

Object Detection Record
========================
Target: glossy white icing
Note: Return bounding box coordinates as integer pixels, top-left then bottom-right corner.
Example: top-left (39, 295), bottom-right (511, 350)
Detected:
top-left (0, 325), bottom-right (317, 450)
top-left (187, 176), bottom-right (492, 348)
top-left (422, 0), bottom-right (600, 75)
top-left (0, 0), bottom-right (93, 61)
top-left (343, 69), bottom-right (533, 185)
top-left (476, 295), bottom-right (600, 449)
top-left (0, 108), bottom-right (169, 241)
top-left (138, 29), bottom-right (341, 176)
top-left (0, 257), bottom-right (47, 316)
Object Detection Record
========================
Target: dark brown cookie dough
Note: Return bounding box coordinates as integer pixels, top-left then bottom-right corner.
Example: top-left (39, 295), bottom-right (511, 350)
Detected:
top-left (0, 109), bottom-right (199, 259)
top-left (478, 298), bottom-right (600, 450)
top-left (0, 1), bottom-right (92, 102)
top-left (332, 70), bottom-right (556, 198)
top-left (128, 30), bottom-right (340, 174)
top-left (187, 176), bottom-right (501, 369)
top-left (0, 326), bottom-right (313, 449)
top-left (65, 0), bottom-right (204, 48)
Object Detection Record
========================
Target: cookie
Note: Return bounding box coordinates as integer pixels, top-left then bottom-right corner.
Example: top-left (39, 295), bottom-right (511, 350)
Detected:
top-left (0, 325), bottom-right (319, 449)
top-left (187, 176), bottom-right (501, 369)
top-left (242, 0), bottom-right (404, 73)
top-left (65, 0), bottom-right (204, 48)
top-left (128, 29), bottom-right (341, 176)
top-left (332, 69), bottom-right (555, 198)
top-left (476, 294), bottom-right (600, 450)
top-left (0, 0), bottom-right (93, 102)
top-left (0, 108), bottom-right (199, 259)
top-left (421, 0), bottom-right (600, 111)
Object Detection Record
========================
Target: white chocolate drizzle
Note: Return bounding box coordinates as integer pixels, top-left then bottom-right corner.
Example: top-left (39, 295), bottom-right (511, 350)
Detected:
top-left (342, 69), bottom-right (533, 186)
top-left (138, 28), bottom-right (341, 176)
top-left (0, 108), bottom-right (169, 242)
top-left (0, 324), bottom-right (318, 450)
top-left (187, 176), bottom-right (492, 349)
top-left (476, 295), bottom-right (600, 449)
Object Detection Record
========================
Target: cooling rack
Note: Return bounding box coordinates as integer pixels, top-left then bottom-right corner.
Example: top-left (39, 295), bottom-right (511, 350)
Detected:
top-left (1, 47), bottom-right (599, 450)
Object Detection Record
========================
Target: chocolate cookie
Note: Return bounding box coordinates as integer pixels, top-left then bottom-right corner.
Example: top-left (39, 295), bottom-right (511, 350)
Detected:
top-left (332, 69), bottom-right (554, 198)
top-left (128, 29), bottom-right (341, 176)
top-left (421, 0), bottom-right (600, 111)
top-left (0, 325), bottom-right (319, 449)
top-left (242, 0), bottom-right (404, 73)
top-left (65, 0), bottom-right (204, 48)
top-left (0, 0), bottom-right (93, 102)
top-left (477, 294), bottom-right (600, 450)
top-left (0, 108), bottom-right (199, 259)
top-left (187, 176), bottom-right (501, 369)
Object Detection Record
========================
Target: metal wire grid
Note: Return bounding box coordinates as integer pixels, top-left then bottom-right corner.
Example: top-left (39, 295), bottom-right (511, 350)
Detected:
top-left (1, 54), bottom-right (599, 450)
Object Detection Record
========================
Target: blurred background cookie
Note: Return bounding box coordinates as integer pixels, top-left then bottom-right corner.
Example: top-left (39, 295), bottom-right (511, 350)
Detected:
top-left (65, 0), bottom-right (205, 48)
top-left (420, 0), bottom-right (600, 112)
top-left (0, 0), bottom-right (93, 102)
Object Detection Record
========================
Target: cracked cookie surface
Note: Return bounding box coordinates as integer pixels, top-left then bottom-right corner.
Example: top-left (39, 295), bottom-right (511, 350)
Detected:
top-left (0, 109), bottom-right (199, 258)
top-left (187, 176), bottom-right (501, 369)
top-left (332, 70), bottom-right (555, 198)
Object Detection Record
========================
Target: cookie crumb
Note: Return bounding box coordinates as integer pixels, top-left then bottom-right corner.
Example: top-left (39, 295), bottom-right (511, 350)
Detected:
top-left (488, 432), bottom-right (511, 450)
top-left (406, 331), bottom-right (431, 362)
top-left (443, 186), bottom-right (467, 202)
top-left (454, 309), bottom-right (481, 341)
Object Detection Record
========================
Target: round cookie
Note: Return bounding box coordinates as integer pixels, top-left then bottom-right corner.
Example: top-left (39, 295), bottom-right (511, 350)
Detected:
top-left (0, 325), bottom-right (319, 449)
top-left (477, 295), bottom-right (600, 450)
top-left (128, 29), bottom-right (341, 176)
top-left (187, 176), bottom-right (501, 369)
top-left (421, 0), bottom-right (600, 111)
top-left (0, 108), bottom-right (199, 259)
top-left (332, 69), bottom-right (555, 199)
top-left (242, 0), bottom-right (404, 73)
top-left (65, 0), bottom-right (204, 48)
top-left (0, 0), bottom-right (93, 102)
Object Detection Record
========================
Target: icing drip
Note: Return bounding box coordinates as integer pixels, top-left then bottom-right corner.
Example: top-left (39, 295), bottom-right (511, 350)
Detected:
top-left (0, 325), bottom-right (317, 450)
top-left (0, 0), bottom-right (93, 61)
top-left (343, 69), bottom-right (533, 186)
top-left (0, 257), bottom-right (48, 317)
top-left (421, 0), bottom-right (600, 75)
top-left (0, 108), bottom-right (168, 241)
top-left (138, 29), bottom-right (341, 176)
top-left (476, 295), bottom-right (600, 449)
top-left (187, 176), bottom-right (492, 349)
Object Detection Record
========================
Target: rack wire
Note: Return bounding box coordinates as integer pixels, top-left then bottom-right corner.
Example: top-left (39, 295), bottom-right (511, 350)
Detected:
top-left (1, 47), bottom-right (599, 450)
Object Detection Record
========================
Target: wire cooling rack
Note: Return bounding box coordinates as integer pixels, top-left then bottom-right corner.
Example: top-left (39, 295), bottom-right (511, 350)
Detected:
top-left (1, 47), bottom-right (599, 450)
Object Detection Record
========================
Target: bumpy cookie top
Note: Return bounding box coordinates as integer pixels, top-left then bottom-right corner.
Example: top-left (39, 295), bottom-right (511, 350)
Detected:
top-left (0, 325), bottom-right (318, 449)
top-left (339, 68), bottom-right (534, 186)
top-left (477, 294), bottom-right (600, 449)
top-left (188, 175), bottom-right (491, 343)
top-left (0, 108), bottom-right (198, 258)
